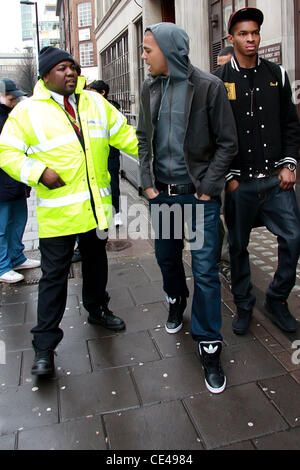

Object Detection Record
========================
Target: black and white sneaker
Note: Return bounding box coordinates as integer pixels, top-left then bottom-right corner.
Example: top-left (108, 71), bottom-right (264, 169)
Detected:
top-left (165, 296), bottom-right (187, 334)
top-left (198, 341), bottom-right (226, 394)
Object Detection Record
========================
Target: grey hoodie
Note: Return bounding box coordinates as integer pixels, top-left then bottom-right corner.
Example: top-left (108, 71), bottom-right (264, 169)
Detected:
top-left (146, 23), bottom-right (192, 185)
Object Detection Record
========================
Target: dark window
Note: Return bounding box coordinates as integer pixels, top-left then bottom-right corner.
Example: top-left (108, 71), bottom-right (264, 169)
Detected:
top-left (136, 18), bottom-right (144, 95)
top-left (161, 0), bottom-right (175, 23)
top-left (101, 33), bottom-right (130, 116)
top-left (209, 0), bottom-right (247, 71)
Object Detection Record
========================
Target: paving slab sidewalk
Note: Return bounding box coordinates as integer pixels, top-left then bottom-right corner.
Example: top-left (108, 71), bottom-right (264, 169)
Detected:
top-left (0, 180), bottom-right (300, 451)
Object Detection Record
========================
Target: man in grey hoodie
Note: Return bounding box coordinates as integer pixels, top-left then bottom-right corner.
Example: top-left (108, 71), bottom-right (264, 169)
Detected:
top-left (137, 23), bottom-right (238, 394)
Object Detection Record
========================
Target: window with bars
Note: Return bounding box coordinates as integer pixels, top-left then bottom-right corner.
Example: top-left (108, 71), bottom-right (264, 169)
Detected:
top-left (136, 18), bottom-right (144, 95)
top-left (209, 0), bottom-right (247, 71)
top-left (79, 42), bottom-right (94, 66)
top-left (101, 33), bottom-right (130, 116)
top-left (78, 2), bottom-right (92, 28)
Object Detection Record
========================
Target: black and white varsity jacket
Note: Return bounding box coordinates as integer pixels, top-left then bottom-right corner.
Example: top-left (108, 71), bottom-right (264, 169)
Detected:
top-left (214, 55), bottom-right (300, 182)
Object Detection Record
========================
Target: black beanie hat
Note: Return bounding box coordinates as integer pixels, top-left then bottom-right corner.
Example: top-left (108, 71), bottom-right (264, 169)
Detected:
top-left (38, 46), bottom-right (75, 78)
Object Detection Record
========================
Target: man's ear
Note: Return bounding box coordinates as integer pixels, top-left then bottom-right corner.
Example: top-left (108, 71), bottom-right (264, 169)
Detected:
top-left (43, 73), bottom-right (49, 84)
top-left (228, 34), bottom-right (234, 45)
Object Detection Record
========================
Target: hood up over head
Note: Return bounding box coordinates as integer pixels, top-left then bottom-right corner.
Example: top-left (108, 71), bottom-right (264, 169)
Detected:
top-left (145, 22), bottom-right (189, 81)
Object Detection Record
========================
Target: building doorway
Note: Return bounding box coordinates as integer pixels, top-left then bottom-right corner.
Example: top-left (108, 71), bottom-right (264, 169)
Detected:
top-left (161, 0), bottom-right (175, 23)
top-left (209, 0), bottom-right (247, 71)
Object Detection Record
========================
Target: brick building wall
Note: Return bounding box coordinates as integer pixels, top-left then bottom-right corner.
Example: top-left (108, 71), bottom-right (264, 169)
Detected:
top-left (57, 0), bottom-right (98, 80)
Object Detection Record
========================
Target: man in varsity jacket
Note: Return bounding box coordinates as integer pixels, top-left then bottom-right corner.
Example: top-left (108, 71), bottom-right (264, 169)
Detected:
top-left (214, 7), bottom-right (300, 336)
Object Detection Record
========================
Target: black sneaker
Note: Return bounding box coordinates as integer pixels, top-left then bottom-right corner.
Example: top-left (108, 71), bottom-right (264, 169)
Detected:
top-left (264, 297), bottom-right (298, 333)
top-left (232, 308), bottom-right (252, 335)
top-left (198, 341), bottom-right (226, 394)
top-left (31, 349), bottom-right (55, 377)
top-left (88, 305), bottom-right (126, 331)
top-left (165, 296), bottom-right (187, 334)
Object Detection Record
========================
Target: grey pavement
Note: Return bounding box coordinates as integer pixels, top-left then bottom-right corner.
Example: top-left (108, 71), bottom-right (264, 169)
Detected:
top-left (0, 180), bottom-right (300, 451)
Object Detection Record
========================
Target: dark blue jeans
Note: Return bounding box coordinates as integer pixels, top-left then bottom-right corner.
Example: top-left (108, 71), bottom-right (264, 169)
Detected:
top-left (149, 191), bottom-right (222, 342)
top-left (225, 176), bottom-right (300, 311)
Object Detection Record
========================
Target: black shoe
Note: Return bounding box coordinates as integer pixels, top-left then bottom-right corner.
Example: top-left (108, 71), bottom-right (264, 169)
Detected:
top-left (264, 297), bottom-right (298, 333)
top-left (88, 305), bottom-right (126, 331)
top-left (31, 350), bottom-right (55, 377)
top-left (198, 341), bottom-right (226, 394)
top-left (165, 296), bottom-right (187, 334)
top-left (71, 247), bottom-right (82, 263)
top-left (232, 308), bottom-right (252, 335)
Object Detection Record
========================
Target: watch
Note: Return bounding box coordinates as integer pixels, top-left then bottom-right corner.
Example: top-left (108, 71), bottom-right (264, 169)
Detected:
top-left (283, 163), bottom-right (296, 172)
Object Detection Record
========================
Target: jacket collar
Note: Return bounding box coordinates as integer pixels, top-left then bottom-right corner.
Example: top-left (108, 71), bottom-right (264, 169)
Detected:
top-left (230, 54), bottom-right (261, 72)
top-left (32, 75), bottom-right (86, 100)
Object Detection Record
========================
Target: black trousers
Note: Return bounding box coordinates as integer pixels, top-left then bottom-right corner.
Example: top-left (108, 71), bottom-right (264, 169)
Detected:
top-left (31, 229), bottom-right (108, 351)
top-left (225, 176), bottom-right (300, 311)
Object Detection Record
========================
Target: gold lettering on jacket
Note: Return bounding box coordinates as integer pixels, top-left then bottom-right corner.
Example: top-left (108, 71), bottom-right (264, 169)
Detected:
top-left (224, 82), bottom-right (236, 100)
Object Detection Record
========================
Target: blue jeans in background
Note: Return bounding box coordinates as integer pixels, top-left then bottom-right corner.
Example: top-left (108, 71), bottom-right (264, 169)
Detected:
top-left (0, 197), bottom-right (27, 276)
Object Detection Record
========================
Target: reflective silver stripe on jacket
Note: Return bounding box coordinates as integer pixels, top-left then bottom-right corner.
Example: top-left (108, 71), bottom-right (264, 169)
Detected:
top-left (37, 187), bottom-right (111, 208)
top-left (109, 113), bottom-right (125, 137)
top-left (27, 132), bottom-right (77, 154)
top-left (88, 129), bottom-right (108, 139)
top-left (0, 134), bottom-right (28, 153)
top-left (20, 158), bottom-right (36, 185)
top-left (99, 187), bottom-right (111, 197)
top-left (85, 91), bottom-right (108, 130)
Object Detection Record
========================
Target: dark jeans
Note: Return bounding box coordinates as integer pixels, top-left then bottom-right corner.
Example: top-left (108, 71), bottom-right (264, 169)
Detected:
top-left (225, 176), bottom-right (300, 311)
top-left (31, 229), bottom-right (108, 351)
top-left (149, 191), bottom-right (222, 342)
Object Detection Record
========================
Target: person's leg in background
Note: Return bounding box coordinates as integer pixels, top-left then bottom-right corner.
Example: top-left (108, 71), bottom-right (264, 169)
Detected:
top-left (108, 151), bottom-right (122, 226)
top-left (0, 198), bottom-right (27, 283)
top-left (72, 235), bottom-right (82, 263)
top-left (11, 197), bottom-right (41, 272)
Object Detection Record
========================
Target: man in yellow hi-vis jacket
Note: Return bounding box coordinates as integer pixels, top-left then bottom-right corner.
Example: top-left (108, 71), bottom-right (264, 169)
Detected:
top-left (0, 47), bottom-right (138, 376)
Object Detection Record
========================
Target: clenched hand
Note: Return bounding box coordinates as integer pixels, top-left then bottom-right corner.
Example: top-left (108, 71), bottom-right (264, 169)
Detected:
top-left (40, 168), bottom-right (66, 189)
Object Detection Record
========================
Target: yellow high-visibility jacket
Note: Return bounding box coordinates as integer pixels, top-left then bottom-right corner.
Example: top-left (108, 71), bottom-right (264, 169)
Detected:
top-left (0, 77), bottom-right (138, 238)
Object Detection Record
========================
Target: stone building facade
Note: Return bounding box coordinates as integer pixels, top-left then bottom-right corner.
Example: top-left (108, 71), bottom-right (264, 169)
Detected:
top-left (94, 0), bottom-right (300, 196)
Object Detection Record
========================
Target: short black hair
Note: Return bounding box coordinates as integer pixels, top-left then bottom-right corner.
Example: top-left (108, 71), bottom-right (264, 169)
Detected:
top-left (218, 46), bottom-right (234, 58)
top-left (88, 80), bottom-right (109, 98)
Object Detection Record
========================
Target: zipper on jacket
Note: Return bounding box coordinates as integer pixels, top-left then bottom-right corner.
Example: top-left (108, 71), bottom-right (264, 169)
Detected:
top-left (250, 89), bottom-right (254, 117)
top-left (168, 83), bottom-right (174, 179)
top-left (77, 94), bottom-right (98, 224)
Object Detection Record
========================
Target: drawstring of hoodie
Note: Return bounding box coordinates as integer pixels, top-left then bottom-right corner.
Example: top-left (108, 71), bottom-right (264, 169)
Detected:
top-left (158, 75), bottom-right (171, 121)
